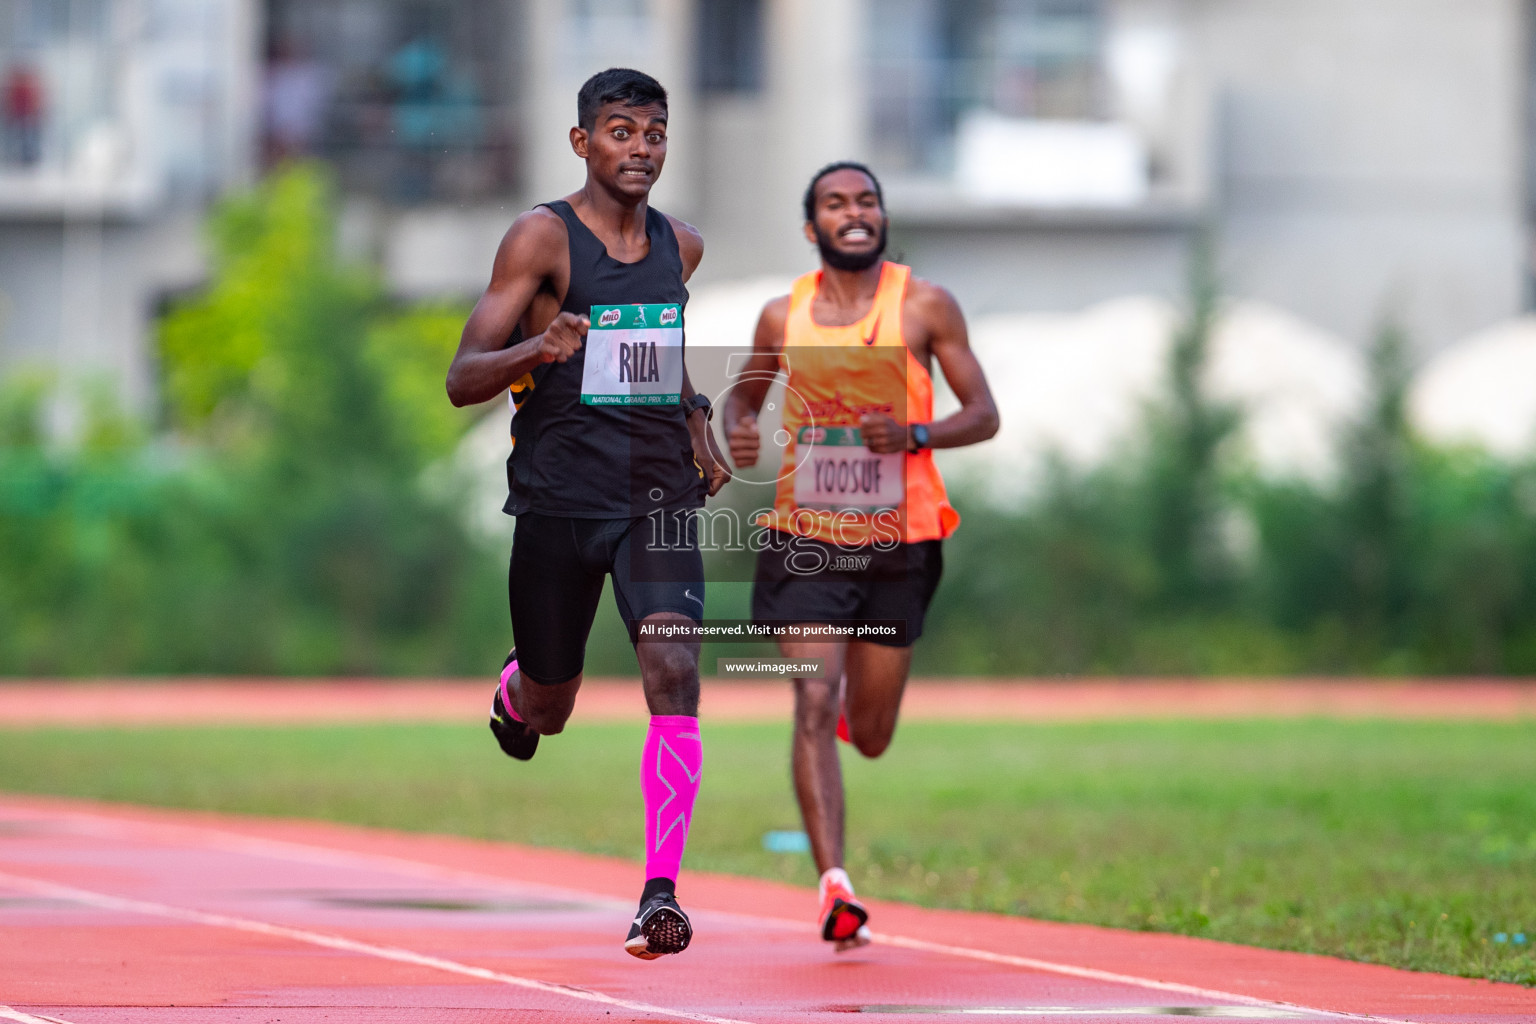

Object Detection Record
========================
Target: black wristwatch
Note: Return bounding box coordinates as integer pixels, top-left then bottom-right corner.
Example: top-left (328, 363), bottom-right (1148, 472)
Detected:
top-left (908, 422), bottom-right (931, 452)
top-left (681, 393), bottom-right (713, 421)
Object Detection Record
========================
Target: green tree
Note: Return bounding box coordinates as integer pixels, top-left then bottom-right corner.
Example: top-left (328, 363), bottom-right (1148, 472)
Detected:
top-left (1138, 241), bottom-right (1241, 607)
top-left (1338, 319), bottom-right (1415, 635)
top-left (0, 164), bottom-right (502, 676)
top-left (158, 165), bottom-right (474, 477)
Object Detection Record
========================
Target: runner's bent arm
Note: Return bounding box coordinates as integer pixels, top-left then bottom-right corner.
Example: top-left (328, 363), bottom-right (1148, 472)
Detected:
top-left (665, 214), bottom-right (728, 494)
top-left (916, 282), bottom-right (998, 448)
top-left (446, 210), bottom-right (580, 408)
top-left (723, 296), bottom-right (789, 468)
top-left (682, 366), bottom-right (729, 495)
top-left (669, 215), bottom-right (706, 424)
top-left (862, 281), bottom-right (998, 453)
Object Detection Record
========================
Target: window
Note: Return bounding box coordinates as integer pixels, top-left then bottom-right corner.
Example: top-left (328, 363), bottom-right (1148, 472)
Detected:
top-left (868, 0), bottom-right (1103, 174)
top-left (0, 0), bottom-right (240, 203)
top-left (264, 0), bottom-right (518, 203)
top-left (1, 0), bottom-right (116, 172)
top-left (697, 0), bottom-right (763, 94)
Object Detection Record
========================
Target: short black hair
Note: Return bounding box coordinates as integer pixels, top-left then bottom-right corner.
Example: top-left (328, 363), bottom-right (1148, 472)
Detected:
top-left (803, 160), bottom-right (884, 222)
top-left (577, 68), bottom-right (668, 131)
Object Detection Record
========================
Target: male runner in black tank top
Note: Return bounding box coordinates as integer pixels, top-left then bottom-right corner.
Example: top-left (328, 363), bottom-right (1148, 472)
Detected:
top-left (446, 68), bottom-right (727, 960)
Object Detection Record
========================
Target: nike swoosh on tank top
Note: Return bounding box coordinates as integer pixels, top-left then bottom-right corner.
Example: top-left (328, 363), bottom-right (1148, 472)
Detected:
top-left (502, 200), bottom-right (705, 518)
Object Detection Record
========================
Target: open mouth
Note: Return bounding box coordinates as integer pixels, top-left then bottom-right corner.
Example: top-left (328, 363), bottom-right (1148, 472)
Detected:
top-left (839, 224), bottom-right (875, 243)
top-left (620, 166), bottom-right (653, 180)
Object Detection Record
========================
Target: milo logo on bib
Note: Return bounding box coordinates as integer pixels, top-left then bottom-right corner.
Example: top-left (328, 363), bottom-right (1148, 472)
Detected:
top-left (793, 425), bottom-right (904, 513)
top-left (581, 303), bottom-right (684, 406)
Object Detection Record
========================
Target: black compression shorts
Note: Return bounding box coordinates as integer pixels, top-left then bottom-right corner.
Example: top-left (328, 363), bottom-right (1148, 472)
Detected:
top-left (509, 511), bottom-right (704, 685)
top-left (751, 534), bottom-right (943, 648)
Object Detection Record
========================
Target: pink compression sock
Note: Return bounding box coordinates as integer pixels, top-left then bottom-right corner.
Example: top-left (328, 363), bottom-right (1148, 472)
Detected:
top-left (500, 658), bottom-right (525, 723)
top-left (641, 715), bottom-right (703, 884)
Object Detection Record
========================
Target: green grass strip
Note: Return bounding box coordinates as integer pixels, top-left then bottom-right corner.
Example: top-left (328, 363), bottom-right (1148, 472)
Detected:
top-left (0, 717), bottom-right (1532, 984)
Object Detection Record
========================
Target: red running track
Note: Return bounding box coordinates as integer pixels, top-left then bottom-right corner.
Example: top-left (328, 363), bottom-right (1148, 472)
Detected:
top-left (1, 679), bottom-right (1533, 728)
top-left (2, 796), bottom-right (1534, 1023)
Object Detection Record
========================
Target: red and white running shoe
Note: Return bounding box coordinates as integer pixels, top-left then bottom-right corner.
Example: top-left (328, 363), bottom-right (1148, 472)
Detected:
top-left (818, 868), bottom-right (870, 952)
top-left (836, 924), bottom-right (873, 952)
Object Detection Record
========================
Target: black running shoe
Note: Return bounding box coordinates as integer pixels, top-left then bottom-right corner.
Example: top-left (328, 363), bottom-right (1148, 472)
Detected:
top-left (624, 889), bottom-right (693, 960)
top-left (488, 649), bottom-right (539, 761)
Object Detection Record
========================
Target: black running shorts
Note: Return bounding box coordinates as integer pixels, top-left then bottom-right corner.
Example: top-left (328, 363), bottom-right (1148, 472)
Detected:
top-left (509, 511), bottom-right (705, 685)
top-left (751, 534), bottom-right (943, 648)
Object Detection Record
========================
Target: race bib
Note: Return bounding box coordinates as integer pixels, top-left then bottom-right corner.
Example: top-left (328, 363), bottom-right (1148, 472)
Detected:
top-left (581, 303), bottom-right (684, 406)
top-left (793, 426), bottom-right (904, 512)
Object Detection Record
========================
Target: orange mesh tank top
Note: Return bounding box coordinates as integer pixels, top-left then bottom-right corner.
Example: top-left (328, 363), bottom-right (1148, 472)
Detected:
top-left (761, 261), bottom-right (959, 546)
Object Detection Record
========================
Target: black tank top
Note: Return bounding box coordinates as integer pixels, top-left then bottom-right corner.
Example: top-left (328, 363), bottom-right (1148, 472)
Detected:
top-left (502, 200), bottom-right (705, 518)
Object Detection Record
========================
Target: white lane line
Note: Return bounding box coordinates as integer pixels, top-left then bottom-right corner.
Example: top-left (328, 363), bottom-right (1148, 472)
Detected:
top-left (11, 807), bottom-right (638, 911)
top-left (0, 871), bottom-right (752, 1024)
top-left (0, 1008), bottom-right (77, 1024)
top-left (0, 806), bottom-right (1421, 1024)
top-left (875, 935), bottom-right (1420, 1024)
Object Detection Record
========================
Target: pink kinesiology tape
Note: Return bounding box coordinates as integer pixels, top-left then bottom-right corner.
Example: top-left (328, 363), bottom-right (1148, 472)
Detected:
top-left (641, 715), bottom-right (702, 884)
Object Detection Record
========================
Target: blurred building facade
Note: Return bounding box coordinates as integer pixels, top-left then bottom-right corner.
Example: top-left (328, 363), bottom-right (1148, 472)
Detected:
top-left (0, 0), bottom-right (257, 408)
top-left (0, 0), bottom-right (1529, 408)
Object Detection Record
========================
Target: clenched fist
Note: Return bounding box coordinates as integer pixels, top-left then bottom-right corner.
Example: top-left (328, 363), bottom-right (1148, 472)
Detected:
top-left (694, 431), bottom-right (731, 497)
top-left (727, 413), bottom-right (761, 468)
top-left (860, 412), bottom-right (908, 454)
top-left (536, 312), bottom-right (588, 363)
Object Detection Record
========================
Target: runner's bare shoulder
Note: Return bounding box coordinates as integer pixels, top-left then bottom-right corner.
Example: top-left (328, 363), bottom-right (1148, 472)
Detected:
top-left (753, 294), bottom-right (791, 352)
top-left (903, 276), bottom-right (964, 326)
top-left (664, 213), bottom-right (704, 278)
top-left (491, 206), bottom-right (570, 281)
top-left (902, 276), bottom-right (966, 350)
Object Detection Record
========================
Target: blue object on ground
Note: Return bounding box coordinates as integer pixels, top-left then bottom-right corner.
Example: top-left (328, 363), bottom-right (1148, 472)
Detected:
top-left (762, 830), bottom-right (811, 854)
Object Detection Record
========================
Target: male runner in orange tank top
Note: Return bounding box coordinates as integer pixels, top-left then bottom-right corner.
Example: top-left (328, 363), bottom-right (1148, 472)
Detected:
top-left (722, 162), bottom-right (999, 951)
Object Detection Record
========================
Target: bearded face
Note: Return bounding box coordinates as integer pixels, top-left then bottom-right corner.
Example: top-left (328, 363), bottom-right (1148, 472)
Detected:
top-left (812, 218), bottom-right (888, 272)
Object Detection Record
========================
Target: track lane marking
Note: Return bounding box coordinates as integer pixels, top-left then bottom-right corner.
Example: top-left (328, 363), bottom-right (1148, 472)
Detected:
top-left (0, 1009), bottom-right (77, 1024)
top-left (49, 808), bottom-right (636, 910)
top-left (1, 806), bottom-right (1423, 1024)
top-left (0, 870), bottom-right (752, 1024)
top-left (873, 935), bottom-right (1419, 1024)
